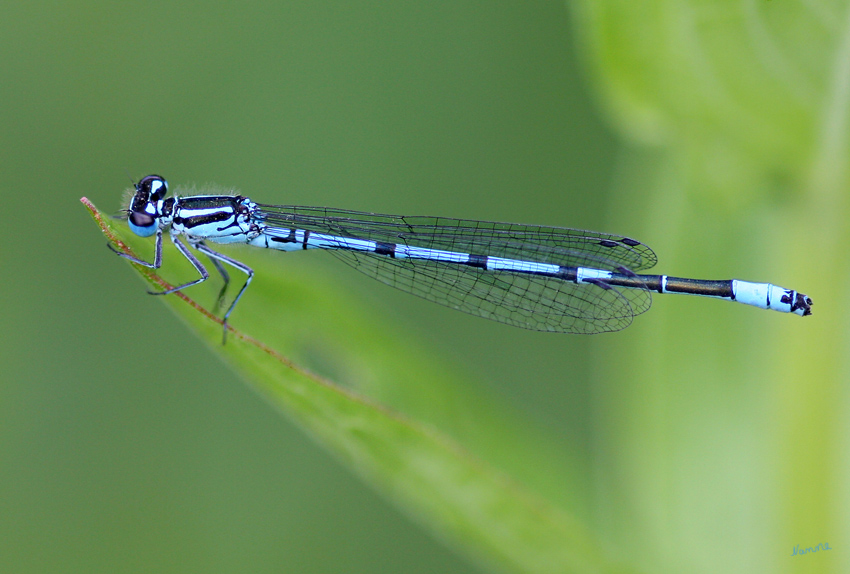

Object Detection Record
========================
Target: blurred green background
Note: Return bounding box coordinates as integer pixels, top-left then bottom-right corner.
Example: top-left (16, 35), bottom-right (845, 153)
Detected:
top-left (1, 1), bottom-right (845, 573)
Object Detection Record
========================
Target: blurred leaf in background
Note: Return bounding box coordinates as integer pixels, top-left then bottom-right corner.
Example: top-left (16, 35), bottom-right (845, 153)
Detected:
top-left (572, 1), bottom-right (846, 573)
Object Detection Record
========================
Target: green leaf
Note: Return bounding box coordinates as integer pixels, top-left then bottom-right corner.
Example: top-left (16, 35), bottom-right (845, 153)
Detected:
top-left (81, 197), bottom-right (627, 574)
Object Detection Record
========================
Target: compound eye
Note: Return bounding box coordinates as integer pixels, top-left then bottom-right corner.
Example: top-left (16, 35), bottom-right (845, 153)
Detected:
top-left (139, 174), bottom-right (168, 201)
top-left (128, 211), bottom-right (157, 237)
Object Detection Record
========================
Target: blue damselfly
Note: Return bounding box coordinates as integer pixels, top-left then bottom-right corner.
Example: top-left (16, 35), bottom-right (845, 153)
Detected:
top-left (111, 175), bottom-right (812, 342)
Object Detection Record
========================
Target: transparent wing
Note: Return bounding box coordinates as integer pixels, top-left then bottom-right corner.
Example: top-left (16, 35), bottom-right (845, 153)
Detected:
top-left (255, 205), bottom-right (658, 271)
top-left (328, 248), bottom-right (651, 333)
top-left (255, 205), bottom-right (655, 333)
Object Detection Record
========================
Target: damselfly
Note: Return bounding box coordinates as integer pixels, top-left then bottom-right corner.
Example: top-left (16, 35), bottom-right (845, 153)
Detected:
top-left (111, 175), bottom-right (812, 342)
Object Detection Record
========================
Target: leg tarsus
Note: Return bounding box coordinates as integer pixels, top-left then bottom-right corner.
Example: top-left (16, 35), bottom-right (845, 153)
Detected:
top-left (107, 228), bottom-right (164, 268)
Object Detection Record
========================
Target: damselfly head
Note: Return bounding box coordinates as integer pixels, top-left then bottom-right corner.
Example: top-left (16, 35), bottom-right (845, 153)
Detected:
top-left (127, 174), bottom-right (168, 237)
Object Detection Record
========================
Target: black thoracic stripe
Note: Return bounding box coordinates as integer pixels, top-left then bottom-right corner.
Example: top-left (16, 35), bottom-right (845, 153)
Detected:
top-left (375, 242), bottom-right (396, 257)
top-left (302, 230), bottom-right (311, 249)
top-left (179, 196), bottom-right (242, 210)
top-left (162, 198), bottom-right (175, 217)
top-left (269, 229), bottom-right (297, 243)
top-left (175, 210), bottom-right (232, 229)
top-left (466, 254), bottom-right (488, 268)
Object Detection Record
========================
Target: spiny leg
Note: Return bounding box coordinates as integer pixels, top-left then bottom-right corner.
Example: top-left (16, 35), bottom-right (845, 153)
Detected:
top-left (207, 256), bottom-right (231, 309)
top-left (148, 235), bottom-right (210, 296)
top-left (194, 242), bottom-right (254, 344)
